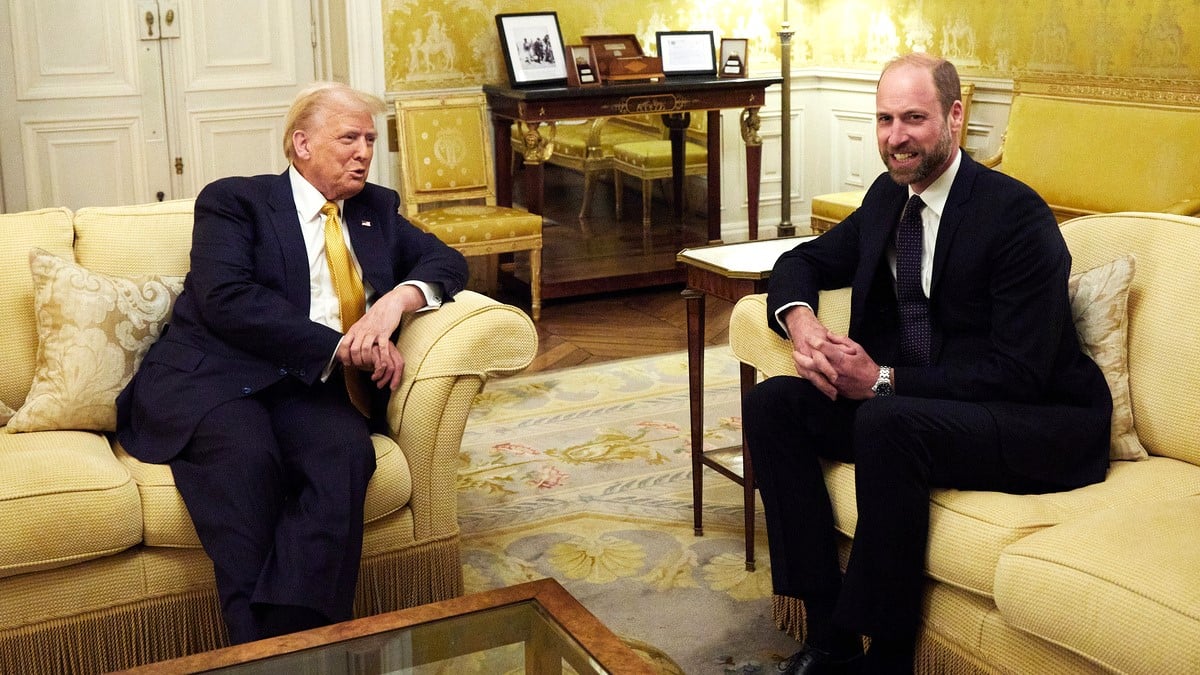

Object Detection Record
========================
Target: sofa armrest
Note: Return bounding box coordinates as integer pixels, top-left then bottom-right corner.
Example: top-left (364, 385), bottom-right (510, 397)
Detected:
top-left (387, 291), bottom-right (537, 541)
top-left (729, 289), bottom-right (853, 380)
top-left (729, 294), bottom-right (795, 379)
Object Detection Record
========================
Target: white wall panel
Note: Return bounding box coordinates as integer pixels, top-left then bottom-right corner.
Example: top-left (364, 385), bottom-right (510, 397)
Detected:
top-left (182, 0), bottom-right (298, 91)
top-left (22, 116), bottom-right (146, 207)
top-left (189, 106), bottom-right (288, 192)
top-left (10, 1), bottom-right (139, 99)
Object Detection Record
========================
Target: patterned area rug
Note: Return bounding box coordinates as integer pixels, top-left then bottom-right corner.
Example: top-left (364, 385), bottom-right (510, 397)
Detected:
top-left (459, 347), bottom-right (800, 674)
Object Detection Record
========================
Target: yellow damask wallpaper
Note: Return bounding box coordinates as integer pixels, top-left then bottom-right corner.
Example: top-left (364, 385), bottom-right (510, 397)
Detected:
top-left (382, 0), bottom-right (1199, 91)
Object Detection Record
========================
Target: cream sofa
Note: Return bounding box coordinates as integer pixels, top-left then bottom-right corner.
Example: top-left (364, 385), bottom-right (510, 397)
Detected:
top-left (730, 212), bottom-right (1200, 674)
top-left (0, 200), bottom-right (537, 673)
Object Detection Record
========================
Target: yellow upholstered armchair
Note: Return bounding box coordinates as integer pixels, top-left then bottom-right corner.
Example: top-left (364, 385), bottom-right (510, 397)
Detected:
top-left (611, 112), bottom-right (708, 236)
top-left (810, 83), bottom-right (975, 235)
top-left (396, 94), bottom-right (543, 320)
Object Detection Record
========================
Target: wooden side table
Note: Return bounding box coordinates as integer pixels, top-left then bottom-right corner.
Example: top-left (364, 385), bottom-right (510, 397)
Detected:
top-left (676, 236), bottom-right (813, 570)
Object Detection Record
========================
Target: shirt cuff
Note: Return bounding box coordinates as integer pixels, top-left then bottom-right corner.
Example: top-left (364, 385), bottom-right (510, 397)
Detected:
top-left (774, 301), bottom-right (814, 339)
top-left (401, 280), bottom-right (443, 312)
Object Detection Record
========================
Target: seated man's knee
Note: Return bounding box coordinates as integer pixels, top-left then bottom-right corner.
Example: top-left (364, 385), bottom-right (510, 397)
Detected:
top-left (744, 376), bottom-right (812, 426)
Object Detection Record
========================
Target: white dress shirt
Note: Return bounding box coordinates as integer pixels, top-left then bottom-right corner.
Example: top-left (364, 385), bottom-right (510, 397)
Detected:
top-left (288, 167), bottom-right (441, 377)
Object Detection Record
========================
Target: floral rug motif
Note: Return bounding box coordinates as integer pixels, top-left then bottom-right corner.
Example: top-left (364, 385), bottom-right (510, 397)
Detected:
top-left (458, 347), bottom-right (800, 674)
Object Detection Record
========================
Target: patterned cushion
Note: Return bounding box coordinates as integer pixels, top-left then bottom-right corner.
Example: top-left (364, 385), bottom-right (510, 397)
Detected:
top-left (414, 206), bottom-right (541, 245)
top-left (1068, 255), bottom-right (1145, 460)
top-left (0, 208), bottom-right (74, 412)
top-left (8, 249), bottom-right (183, 433)
top-left (0, 401), bottom-right (13, 426)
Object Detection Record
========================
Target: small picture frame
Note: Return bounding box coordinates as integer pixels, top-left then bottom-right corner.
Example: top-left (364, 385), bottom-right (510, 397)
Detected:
top-left (495, 12), bottom-right (569, 87)
top-left (718, 38), bottom-right (749, 78)
top-left (565, 44), bottom-right (601, 87)
top-left (656, 30), bottom-right (716, 76)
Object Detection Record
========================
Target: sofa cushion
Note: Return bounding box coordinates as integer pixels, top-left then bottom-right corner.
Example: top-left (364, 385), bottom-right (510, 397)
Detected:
top-left (822, 456), bottom-right (1200, 598)
top-left (1067, 255), bottom-right (1145, 460)
top-left (0, 208), bottom-right (74, 412)
top-left (8, 250), bottom-right (183, 433)
top-left (994, 496), bottom-right (1200, 674)
top-left (72, 199), bottom-right (194, 277)
top-left (0, 429), bottom-right (142, 579)
top-left (0, 402), bottom-right (13, 426)
top-left (113, 434), bottom-right (413, 548)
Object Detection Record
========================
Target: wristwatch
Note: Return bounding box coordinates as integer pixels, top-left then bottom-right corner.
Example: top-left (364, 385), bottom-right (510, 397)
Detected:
top-left (871, 366), bottom-right (894, 397)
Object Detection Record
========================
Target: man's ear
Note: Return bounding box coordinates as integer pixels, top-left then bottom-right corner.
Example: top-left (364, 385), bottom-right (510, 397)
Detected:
top-left (291, 129), bottom-right (311, 161)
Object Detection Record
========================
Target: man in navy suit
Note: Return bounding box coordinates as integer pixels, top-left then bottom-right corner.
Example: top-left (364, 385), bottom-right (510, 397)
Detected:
top-left (744, 55), bottom-right (1111, 674)
top-left (116, 82), bottom-right (467, 643)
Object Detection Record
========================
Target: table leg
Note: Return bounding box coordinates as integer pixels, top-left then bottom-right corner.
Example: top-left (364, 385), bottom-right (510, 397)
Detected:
top-left (492, 115), bottom-right (514, 208)
top-left (683, 287), bottom-right (705, 537)
top-left (518, 121), bottom-right (554, 216)
top-left (739, 107), bottom-right (763, 241)
top-left (739, 361), bottom-right (758, 571)
top-left (664, 113), bottom-right (689, 224)
top-left (706, 110), bottom-right (721, 243)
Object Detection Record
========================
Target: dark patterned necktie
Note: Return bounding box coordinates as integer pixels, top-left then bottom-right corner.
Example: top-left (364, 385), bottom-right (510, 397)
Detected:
top-left (896, 195), bottom-right (930, 366)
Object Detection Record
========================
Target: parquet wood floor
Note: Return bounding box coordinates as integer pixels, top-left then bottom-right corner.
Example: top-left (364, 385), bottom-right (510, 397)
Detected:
top-left (488, 163), bottom-right (735, 374)
top-left (493, 283), bottom-right (733, 374)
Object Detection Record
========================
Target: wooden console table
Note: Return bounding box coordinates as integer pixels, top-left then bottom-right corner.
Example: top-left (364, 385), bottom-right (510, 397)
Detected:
top-left (484, 76), bottom-right (781, 297)
top-left (677, 236), bottom-right (813, 570)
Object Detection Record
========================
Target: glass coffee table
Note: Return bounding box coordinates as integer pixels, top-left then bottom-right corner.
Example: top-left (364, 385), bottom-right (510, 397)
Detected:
top-left (121, 578), bottom-right (654, 674)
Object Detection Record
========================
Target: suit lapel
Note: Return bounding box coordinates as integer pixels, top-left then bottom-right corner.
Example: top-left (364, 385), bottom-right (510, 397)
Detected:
top-left (267, 172), bottom-right (313, 312)
top-left (342, 193), bottom-right (387, 293)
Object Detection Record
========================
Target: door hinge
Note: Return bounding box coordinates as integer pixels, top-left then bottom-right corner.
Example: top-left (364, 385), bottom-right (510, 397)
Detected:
top-left (174, 157), bottom-right (184, 175)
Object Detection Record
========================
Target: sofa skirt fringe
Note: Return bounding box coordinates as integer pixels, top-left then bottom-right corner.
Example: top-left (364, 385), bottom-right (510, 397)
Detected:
top-left (2, 536), bottom-right (464, 674)
top-left (354, 534), bottom-right (464, 616)
top-left (0, 588), bottom-right (226, 675)
top-left (771, 595), bottom-right (993, 675)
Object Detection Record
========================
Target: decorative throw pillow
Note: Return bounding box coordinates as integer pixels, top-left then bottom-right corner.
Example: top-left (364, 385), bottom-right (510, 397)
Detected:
top-left (0, 401), bottom-right (14, 426)
top-left (8, 249), bottom-right (184, 433)
top-left (1067, 254), bottom-right (1145, 461)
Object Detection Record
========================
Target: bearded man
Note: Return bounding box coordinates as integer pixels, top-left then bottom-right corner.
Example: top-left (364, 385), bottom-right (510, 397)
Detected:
top-left (744, 54), bottom-right (1111, 674)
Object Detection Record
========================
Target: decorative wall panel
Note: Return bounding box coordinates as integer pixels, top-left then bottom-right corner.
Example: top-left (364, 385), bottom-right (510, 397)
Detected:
top-left (21, 117), bottom-right (145, 207)
top-left (382, 0), bottom-right (1199, 92)
top-left (10, 1), bottom-right (139, 99)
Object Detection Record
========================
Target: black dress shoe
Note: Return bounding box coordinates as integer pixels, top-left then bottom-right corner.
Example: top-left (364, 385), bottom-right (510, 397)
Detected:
top-left (777, 643), bottom-right (864, 674)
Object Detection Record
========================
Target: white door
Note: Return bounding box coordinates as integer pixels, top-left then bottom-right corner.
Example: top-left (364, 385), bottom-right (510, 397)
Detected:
top-left (0, 1), bottom-right (316, 211)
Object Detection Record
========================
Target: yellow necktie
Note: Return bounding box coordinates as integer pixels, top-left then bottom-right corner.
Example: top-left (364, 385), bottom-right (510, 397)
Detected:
top-left (321, 201), bottom-right (371, 417)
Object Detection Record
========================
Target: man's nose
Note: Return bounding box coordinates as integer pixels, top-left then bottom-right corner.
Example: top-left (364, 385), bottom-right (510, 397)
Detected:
top-left (883, 121), bottom-right (906, 147)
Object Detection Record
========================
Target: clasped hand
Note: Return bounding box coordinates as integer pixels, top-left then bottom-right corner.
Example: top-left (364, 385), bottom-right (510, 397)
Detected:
top-left (336, 286), bottom-right (426, 392)
top-left (784, 307), bottom-right (880, 400)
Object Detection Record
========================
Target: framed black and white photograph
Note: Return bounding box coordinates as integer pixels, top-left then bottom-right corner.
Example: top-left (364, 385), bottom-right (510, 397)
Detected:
top-left (496, 12), bottom-right (568, 87)
top-left (566, 44), bottom-right (601, 87)
top-left (719, 38), bottom-right (749, 78)
top-left (655, 30), bottom-right (716, 76)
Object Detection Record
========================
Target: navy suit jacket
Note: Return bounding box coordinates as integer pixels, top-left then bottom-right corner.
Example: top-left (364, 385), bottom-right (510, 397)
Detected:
top-left (116, 172), bottom-right (468, 463)
top-left (767, 153), bottom-right (1111, 488)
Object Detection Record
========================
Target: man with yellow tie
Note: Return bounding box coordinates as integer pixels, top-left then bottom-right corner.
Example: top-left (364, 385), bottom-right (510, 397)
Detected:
top-left (116, 82), bottom-right (467, 643)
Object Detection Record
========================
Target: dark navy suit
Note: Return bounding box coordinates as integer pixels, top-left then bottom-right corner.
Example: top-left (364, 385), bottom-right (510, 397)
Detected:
top-left (116, 171), bottom-right (467, 642)
top-left (744, 153), bottom-right (1110, 659)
